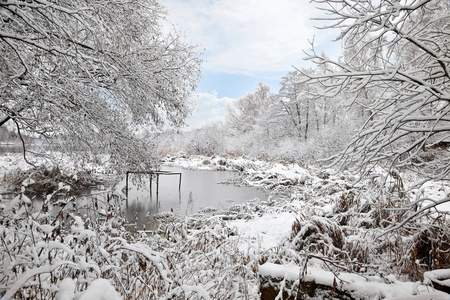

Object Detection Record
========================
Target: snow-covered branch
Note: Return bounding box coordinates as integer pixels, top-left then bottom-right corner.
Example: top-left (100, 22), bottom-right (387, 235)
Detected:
top-left (302, 0), bottom-right (449, 180)
top-left (0, 0), bottom-right (202, 170)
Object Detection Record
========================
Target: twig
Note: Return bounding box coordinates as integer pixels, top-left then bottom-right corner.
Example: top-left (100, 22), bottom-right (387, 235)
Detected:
top-left (13, 119), bottom-right (36, 168)
top-left (379, 197), bottom-right (450, 237)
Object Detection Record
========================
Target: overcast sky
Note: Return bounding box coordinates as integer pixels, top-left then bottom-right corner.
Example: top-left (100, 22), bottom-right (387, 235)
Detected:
top-left (162, 0), bottom-right (340, 128)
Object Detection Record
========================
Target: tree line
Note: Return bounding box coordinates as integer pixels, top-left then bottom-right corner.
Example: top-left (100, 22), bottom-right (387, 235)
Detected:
top-left (176, 0), bottom-right (449, 185)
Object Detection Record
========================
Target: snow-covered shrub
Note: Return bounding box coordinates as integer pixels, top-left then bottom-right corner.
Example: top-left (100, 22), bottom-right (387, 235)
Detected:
top-left (345, 233), bottom-right (375, 270)
top-left (183, 124), bottom-right (226, 156)
top-left (162, 218), bottom-right (259, 299)
top-left (290, 216), bottom-right (345, 257)
top-left (331, 190), bottom-right (361, 226)
top-left (0, 183), bottom-right (265, 299)
top-left (2, 166), bottom-right (102, 197)
top-left (390, 225), bottom-right (450, 281)
top-left (326, 175), bottom-right (450, 280)
top-left (0, 186), bottom-right (174, 299)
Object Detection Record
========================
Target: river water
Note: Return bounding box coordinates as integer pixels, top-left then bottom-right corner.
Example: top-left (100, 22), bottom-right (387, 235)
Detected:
top-left (2, 163), bottom-right (267, 230)
top-left (125, 166), bottom-right (267, 227)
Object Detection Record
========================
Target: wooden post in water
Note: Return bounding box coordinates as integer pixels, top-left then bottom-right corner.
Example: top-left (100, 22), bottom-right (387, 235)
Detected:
top-left (125, 171), bottom-right (129, 209)
top-left (149, 174), bottom-right (153, 201)
top-left (125, 170), bottom-right (182, 208)
top-left (156, 173), bottom-right (159, 202)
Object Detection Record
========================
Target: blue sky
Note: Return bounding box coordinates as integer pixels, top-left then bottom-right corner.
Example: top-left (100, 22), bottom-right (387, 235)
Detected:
top-left (162, 0), bottom-right (341, 128)
top-left (197, 71), bottom-right (285, 99)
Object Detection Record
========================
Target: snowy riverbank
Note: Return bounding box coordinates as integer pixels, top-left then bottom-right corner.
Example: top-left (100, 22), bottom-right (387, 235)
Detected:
top-left (1, 153), bottom-right (449, 299)
top-left (163, 154), bottom-right (450, 299)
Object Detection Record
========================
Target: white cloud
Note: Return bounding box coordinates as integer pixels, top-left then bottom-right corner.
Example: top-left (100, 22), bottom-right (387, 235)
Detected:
top-left (163, 0), bottom-right (333, 75)
top-left (186, 91), bottom-right (236, 128)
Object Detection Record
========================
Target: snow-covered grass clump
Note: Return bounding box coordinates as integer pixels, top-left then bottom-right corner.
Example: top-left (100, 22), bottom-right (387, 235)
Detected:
top-left (1, 153), bottom-right (449, 299)
top-left (1, 153), bottom-right (117, 197)
top-left (164, 154), bottom-right (450, 297)
top-left (0, 184), bottom-right (263, 299)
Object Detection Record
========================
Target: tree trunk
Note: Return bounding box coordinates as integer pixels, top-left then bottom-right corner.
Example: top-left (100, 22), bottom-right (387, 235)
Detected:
top-left (305, 99), bottom-right (309, 141)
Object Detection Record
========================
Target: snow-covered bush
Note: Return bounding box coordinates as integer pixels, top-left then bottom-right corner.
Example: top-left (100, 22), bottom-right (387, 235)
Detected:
top-left (157, 218), bottom-right (259, 299)
top-left (290, 216), bottom-right (345, 257)
top-left (2, 166), bottom-right (102, 197)
top-left (1, 188), bottom-right (117, 298)
top-left (183, 124), bottom-right (226, 156)
top-left (0, 185), bottom-right (263, 299)
top-left (387, 222), bottom-right (450, 281)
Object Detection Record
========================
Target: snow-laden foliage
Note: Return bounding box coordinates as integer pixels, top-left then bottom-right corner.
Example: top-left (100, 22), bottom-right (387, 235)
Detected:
top-left (225, 157), bottom-right (450, 296)
top-left (0, 0), bottom-right (202, 171)
top-left (1, 154), bottom-right (449, 298)
top-left (302, 0), bottom-right (450, 180)
top-left (167, 0), bottom-right (449, 189)
top-left (225, 82), bottom-right (272, 135)
top-left (0, 185), bottom-right (260, 299)
top-left (164, 155), bottom-right (450, 295)
top-left (182, 123), bottom-right (227, 156)
top-left (2, 165), bottom-right (102, 197)
top-left (168, 80), bottom-right (357, 164)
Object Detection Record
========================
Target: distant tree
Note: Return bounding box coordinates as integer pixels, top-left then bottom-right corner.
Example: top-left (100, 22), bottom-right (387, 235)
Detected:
top-left (278, 71), bottom-right (305, 139)
top-left (225, 82), bottom-right (271, 135)
top-left (0, 0), bottom-right (202, 170)
top-left (302, 0), bottom-right (450, 182)
top-left (279, 67), bottom-right (341, 142)
top-left (184, 122), bottom-right (226, 155)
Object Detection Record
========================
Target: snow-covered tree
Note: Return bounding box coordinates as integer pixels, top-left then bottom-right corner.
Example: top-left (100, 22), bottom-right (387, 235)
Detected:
top-left (302, 0), bottom-right (450, 181)
top-left (279, 65), bottom-right (347, 142)
top-left (0, 0), bottom-right (202, 170)
top-left (225, 82), bottom-right (271, 135)
top-left (184, 122), bottom-right (226, 155)
top-left (278, 71), bottom-right (305, 139)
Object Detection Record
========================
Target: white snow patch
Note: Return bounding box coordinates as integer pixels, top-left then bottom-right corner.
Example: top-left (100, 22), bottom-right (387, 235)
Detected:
top-left (424, 269), bottom-right (450, 293)
top-left (56, 278), bottom-right (75, 300)
top-left (181, 284), bottom-right (211, 299)
top-left (228, 211), bottom-right (296, 252)
top-left (79, 278), bottom-right (122, 300)
top-left (411, 181), bottom-right (450, 212)
top-left (259, 263), bottom-right (450, 300)
top-left (22, 177), bottom-right (35, 187)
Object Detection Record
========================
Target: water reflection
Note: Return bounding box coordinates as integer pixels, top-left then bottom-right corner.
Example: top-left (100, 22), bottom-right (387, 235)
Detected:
top-left (8, 166), bottom-right (267, 231)
top-left (125, 166), bottom-right (267, 228)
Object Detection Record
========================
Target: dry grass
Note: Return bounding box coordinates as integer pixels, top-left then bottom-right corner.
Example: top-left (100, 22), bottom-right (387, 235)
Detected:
top-left (0, 188), bottom-right (262, 299)
top-left (290, 216), bottom-right (345, 257)
top-left (393, 224), bottom-right (450, 281)
top-left (2, 165), bottom-right (102, 197)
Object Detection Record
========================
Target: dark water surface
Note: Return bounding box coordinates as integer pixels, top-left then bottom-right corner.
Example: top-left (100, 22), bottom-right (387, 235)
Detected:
top-left (125, 166), bottom-right (267, 227)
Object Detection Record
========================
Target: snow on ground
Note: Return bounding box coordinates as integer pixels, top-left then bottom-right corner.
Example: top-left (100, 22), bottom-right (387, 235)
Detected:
top-left (2, 152), bottom-right (450, 299)
top-left (0, 153), bottom-right (31, 194)
top-left (412, 180), bottom-right (450, 213)
top-left (78, 278), bottom-right (122, 300)
top-left (228, 211), bottom-right (297, 253)
top-left (0, 153), bottom-right (116, 198)
top-left (166, 154), bottom-right (450, 299)
top-left (0, 152), bottom-right (112, 178)
top-left (259, 262), bottom-right (450, 300)
top-left (0, 153), bottom-right (31, 177)
top-left (166, 154), bottom-right (450, 213)
top-left (162, 154), bottom-right (267, 171)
